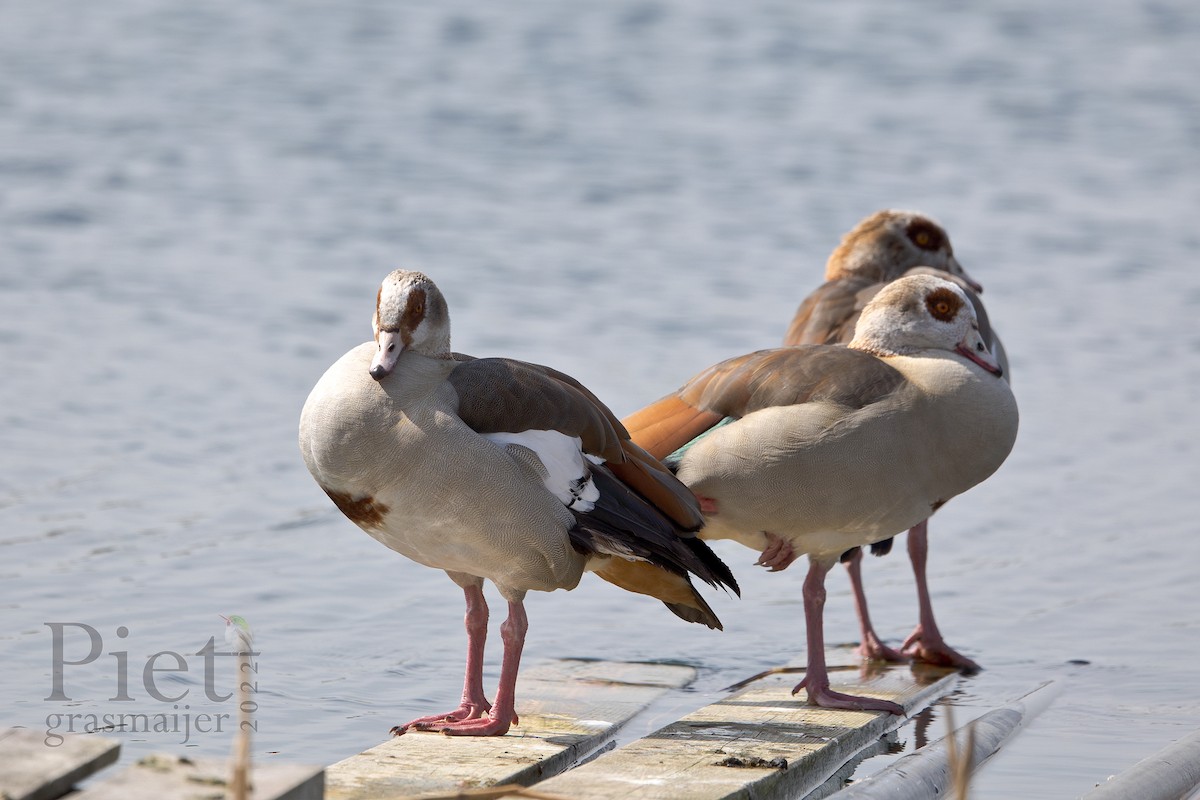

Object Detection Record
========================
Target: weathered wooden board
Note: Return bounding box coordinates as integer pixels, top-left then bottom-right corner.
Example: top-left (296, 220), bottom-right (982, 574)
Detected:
top-left (528, 662), bottom-right (959, 800)
top-left (71, 754), bottom-right (323, 800)
top-left (0, 727), bottom-right (120, 800)
top-left (324, 659), bottom-right (697, 800)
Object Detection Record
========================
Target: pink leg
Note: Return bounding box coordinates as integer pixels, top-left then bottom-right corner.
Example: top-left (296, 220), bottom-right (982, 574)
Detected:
top-left (900, 521), bottom-right (980, 672)
top-left (415, 599), bottom-right (527, 736)
top-left (843, 548), bottom-right (906, 663)
top-left (391, 584), bottom-right (497, 735)
top-left (793, 557), bottom-right (905, 715)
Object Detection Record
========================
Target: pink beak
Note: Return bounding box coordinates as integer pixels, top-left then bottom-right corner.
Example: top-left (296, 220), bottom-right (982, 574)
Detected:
top-left (370, 331), bottom-right (404, 381)
top-left (956, 340), bottom-right (1003, 377)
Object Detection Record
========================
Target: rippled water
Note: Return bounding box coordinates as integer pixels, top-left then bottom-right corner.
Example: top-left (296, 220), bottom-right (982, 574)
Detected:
top-left (2, 1), bottom-right (1198, 796)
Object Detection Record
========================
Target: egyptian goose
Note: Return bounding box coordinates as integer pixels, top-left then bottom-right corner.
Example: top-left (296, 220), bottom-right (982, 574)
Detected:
top-left (299, 269), bottom-right (737, 736)
top-left (785, 210), bottom-right (1008, 671)
top-left (624, 274), bottom-right (1018, 713)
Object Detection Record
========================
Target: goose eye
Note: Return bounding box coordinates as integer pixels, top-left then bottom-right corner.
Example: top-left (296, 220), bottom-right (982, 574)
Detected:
top-left (924, 286), bottom-right (961, 321)
top-left (906, 220), bottom-right (944, 250)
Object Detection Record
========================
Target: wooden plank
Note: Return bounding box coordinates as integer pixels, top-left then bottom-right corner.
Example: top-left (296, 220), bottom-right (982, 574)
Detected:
top-left (1082, 728), bottom-right (1200, 800)
top-left (527, 662), bottom-right (959, 800)
top-left (836, 680), bottom-right (1062, 798)
top-left (0, 727), bottom-right (120, 800)
top-left (72, 755), bottom-right (323, 800)
top-left (324, 659), bottom-right (697, 800)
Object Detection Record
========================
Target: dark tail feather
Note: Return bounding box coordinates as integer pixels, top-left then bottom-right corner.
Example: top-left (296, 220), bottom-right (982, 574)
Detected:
top-left (664, 594), bottom-right (723, 630)
top-left (681, 536), bottom-right (739, 597)
top-left (572, 465), bottom-right (738, 595)
top-left (576, 464), bottom-right (738, 628)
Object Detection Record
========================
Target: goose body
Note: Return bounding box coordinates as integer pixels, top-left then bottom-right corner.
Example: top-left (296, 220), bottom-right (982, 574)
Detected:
top-left (303, 346), bottom-right (588, 591)
top-left (682, 351), bottom-right (1015, 554)
top-left (300, 269), bottom-right (736, 736)
top-left (625, 274), bottom-right (1018, 712)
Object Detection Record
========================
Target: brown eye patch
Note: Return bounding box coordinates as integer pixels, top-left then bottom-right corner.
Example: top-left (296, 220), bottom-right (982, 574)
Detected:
top-left (399, 287), bottom-right (428, 346)
top-left (925, 286), bottom-right (963, 322)
top-left (906, 219), bottom-right (945, 251)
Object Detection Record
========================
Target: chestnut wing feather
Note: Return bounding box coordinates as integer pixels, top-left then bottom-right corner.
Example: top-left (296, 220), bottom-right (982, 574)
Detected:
top-left (783, 276), bottom-right (876, 346)
top-left (678, 346), bottom-right (907, 419)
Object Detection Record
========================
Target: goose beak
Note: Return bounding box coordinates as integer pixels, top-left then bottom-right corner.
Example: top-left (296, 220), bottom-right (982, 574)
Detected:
top-left (956, 328), bottom-right (1002, 376)
top-left (370, 331), bottom-right (404, 380)
top-left (949, 257), bottom-right (984, 294)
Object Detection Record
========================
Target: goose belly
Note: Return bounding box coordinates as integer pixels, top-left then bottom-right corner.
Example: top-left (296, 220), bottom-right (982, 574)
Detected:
top-left (336, 449), bottom-right (589, 592)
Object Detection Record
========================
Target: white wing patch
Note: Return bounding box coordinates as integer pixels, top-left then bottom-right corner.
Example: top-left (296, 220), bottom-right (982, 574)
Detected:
top-left (484, 430), bottom-right (602, 512)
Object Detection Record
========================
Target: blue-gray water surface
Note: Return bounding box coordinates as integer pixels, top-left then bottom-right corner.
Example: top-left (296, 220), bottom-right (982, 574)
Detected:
top-left (2, 1), bottom-right (1198, 797)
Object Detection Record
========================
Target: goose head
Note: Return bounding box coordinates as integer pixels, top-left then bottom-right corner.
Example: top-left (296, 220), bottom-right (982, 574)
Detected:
top-left (825, 209), bottom-right (982, 293)
top-left (369, 269), bottom-right (452, 380)
top-left (849, 274), bottom-right (1002, 376)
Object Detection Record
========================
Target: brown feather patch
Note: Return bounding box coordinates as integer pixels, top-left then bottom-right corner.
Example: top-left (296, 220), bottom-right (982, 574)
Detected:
top-left (594, 559), bottom-right (721, 629)
top-left (623, 396), bottom-right (723, 461)
top-left (324, 488), bottom-right (389, 529)
top-left (609, 442), bottom-right (704, 530)
top-left (399, 287), bottom-right (427, 347)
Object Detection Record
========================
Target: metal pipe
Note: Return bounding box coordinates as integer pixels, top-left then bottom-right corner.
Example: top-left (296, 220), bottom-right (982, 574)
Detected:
top-left (833, 680), bottom-right (1061, 799)
top-left (1082, 729), bottom-right (1200, 800)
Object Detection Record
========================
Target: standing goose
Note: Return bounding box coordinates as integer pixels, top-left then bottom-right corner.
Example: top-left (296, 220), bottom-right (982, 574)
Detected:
top-left (624, 274), bottom-right (1018, 713)
top-left (784, 210), bottom-right (1007, 671)
top-left (300, 269), bottom-right (737, 736)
